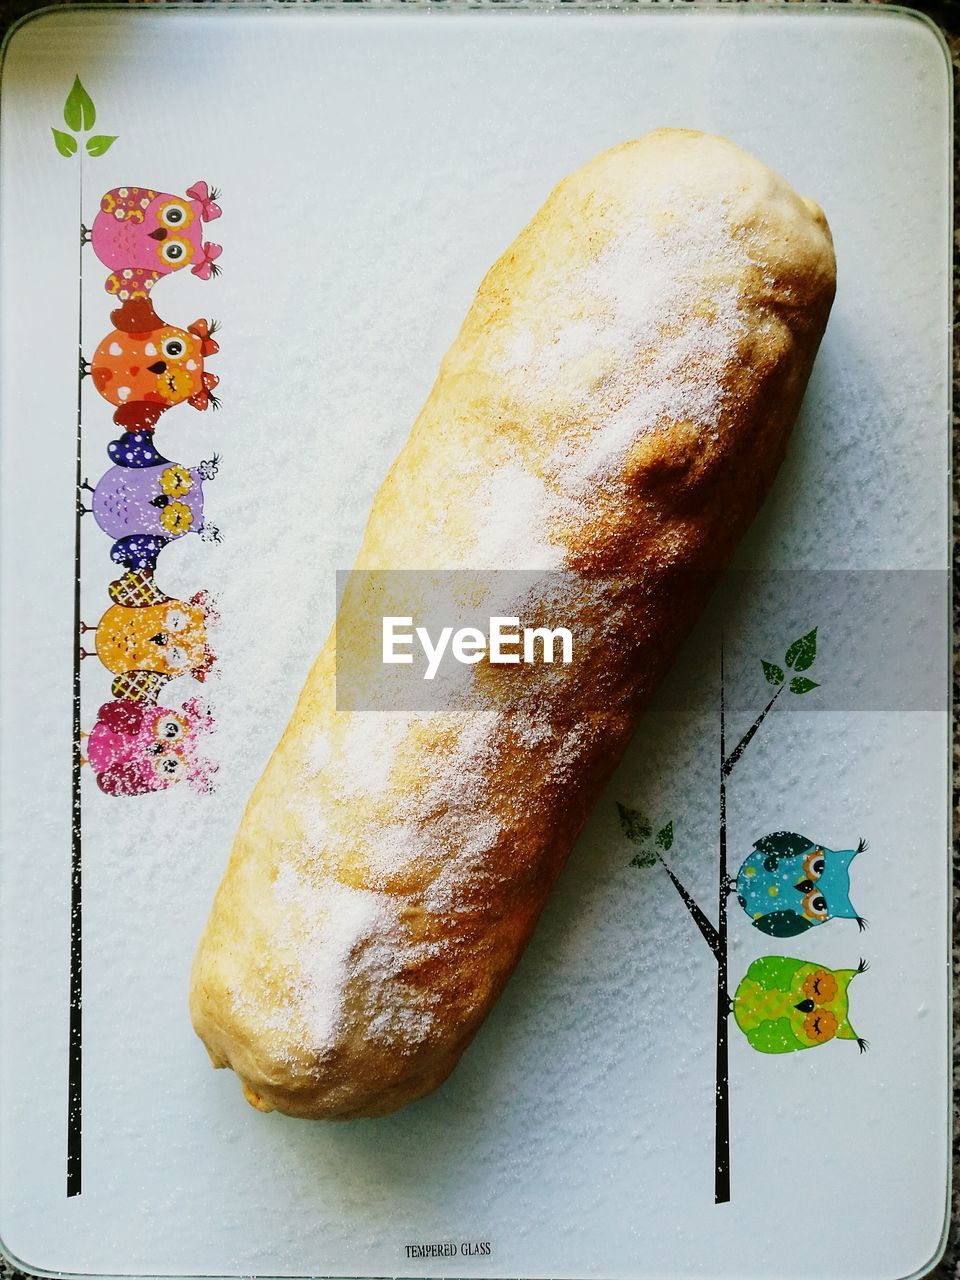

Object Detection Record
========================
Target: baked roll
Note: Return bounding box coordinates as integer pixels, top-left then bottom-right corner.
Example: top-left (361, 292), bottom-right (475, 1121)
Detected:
top-left (190, 129), bottom-right (836, 1119)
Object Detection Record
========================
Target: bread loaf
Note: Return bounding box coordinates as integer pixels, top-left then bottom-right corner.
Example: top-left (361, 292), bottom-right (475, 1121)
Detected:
top-left (190, 129), bottom-right (836, 1119)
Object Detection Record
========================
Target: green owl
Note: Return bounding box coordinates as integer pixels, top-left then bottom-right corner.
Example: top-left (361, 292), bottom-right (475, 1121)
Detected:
top-left (733, 955), bottom-right (868, 1054)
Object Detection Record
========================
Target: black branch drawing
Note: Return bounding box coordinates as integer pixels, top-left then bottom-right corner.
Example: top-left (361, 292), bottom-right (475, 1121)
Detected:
top-left (54, 73), bottom-right (118, 1200)
top-left (619, 626), bottom-right (820, 1205)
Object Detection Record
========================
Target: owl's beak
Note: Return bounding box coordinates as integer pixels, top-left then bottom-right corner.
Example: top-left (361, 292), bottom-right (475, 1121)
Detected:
top-left (147, 361), bottom-right (167, 375)
top-left (148, 228), bottom-right (168, 241)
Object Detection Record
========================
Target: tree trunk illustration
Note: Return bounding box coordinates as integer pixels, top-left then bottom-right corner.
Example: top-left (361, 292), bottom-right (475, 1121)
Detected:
top-left (53, 74), bottom-right (119, 1198)
top-left (620, 627), bottom-right (820, 1205)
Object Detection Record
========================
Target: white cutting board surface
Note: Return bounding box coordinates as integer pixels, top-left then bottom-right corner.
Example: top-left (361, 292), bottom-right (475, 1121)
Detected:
top-left (0, 7), bottom-right (951, 1280)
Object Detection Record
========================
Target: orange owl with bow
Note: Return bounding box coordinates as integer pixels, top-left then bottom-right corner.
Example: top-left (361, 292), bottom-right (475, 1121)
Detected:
top-left (88, 296), bottom-right (220, 432)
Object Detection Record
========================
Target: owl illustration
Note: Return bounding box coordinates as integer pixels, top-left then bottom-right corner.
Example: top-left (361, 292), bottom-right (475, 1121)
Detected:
top-left (85, 454), bottom-right (220, 571)
top-left (80, 569), bottom-right (217, 699)
top-left (90, 181), bottom-right (222, 298)
top-left (85, 696), bottom-right (217, 797)
top-left (733, 955), bottom-right (868, 1054)
top-left (735, 831), bottom-right (867, 937)
top-left (89, 296), bottom-right (219, 432)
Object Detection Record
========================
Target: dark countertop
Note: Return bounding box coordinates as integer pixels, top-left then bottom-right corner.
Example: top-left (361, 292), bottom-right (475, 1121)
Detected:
top-left (0, 1), bottom-right (955, 1277)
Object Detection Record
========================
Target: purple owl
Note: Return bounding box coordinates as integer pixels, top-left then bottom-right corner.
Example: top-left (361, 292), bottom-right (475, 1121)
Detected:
top-left (82, 454), bottom-right (220, 571)
top-left (85, 696), bottom-right (217, 797)
top-left (89, 182), bottom-right (222, 299)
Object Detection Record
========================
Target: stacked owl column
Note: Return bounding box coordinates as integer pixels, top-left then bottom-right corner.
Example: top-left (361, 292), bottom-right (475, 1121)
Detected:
top-left (79, 183), bottom-right (225, 796)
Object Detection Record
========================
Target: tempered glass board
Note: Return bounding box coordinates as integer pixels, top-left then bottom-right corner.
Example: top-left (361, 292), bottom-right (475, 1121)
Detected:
top-left (0, 7), bottom-right (951, 1280)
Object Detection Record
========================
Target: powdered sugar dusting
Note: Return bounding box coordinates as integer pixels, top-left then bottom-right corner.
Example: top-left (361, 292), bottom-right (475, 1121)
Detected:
top-left (269, 866), bottom-right (386, 1055)
top-left (234, 702), bottom-right (518, 1061)
top-left (523, 189), bottom-right (750, 432)
top-left (348, 708), bottom-right (506, 900)
top-left (334, 711), bottom-right (415, 796)
top-left (236, 862), bottom-right (437, 1064)
top-left (470, 188), bottom-right (755, 567)
top-left (462, 464), bottom-right (563, 570)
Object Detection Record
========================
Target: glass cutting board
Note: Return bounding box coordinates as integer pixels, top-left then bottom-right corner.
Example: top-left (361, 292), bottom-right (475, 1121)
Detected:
top-left (0, 7), bottom-right (951, 1280)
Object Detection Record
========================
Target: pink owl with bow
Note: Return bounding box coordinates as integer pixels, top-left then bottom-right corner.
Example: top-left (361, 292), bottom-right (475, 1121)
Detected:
top-left (89, 181), bottom-right (223, 299)
top-left (85, 696), bottom-right (217, 797)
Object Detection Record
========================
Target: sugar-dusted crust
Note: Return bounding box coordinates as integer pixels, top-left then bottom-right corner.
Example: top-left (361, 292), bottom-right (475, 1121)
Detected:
top-left (189, 129), bottom-right (836, 1119)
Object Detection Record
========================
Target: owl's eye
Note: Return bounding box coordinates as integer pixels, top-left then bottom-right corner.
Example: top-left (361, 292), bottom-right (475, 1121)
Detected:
top-left (161, 336), bottom-right (186, 361)
top-left (154, 713), bottom-right (186, 743)
top-left (803, 849), bottom-right (826, 880)
top-left (159, 201), bottom-right (190, 229)
top-left (802, 968), bottom-right (839, 1004)
top-left (159, 464), bottom-right (193, 498)
top-left (802, 1008), bottom-right (839, 1044)
top-left (153, 751), bottom-right (185, 781)
top-left (160, 238), bottom-right (190, 265)
top-left (802, 889), bottom-right (829, 921)
top-left (167, 645), bottom-right (188, 671)
top-left (160, 501), bottom-right (194, 535)
top-left (164, 608), bottom-right (188, 634)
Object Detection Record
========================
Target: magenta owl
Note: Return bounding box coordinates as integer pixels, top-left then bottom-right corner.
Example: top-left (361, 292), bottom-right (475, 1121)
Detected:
top-left (82, 452), bottom-right (220, 571)
top-left (89, 182), bottom-right (222, 299)
top-left (85, 696), bottom-right (217, 797)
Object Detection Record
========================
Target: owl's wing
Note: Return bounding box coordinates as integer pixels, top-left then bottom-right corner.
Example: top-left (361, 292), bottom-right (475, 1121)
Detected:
top-left (111, 534), bottom-right (169, 573)
top-left (110, 670), bottom-right (168, 703)
top-left (96, 699), bottom-right (147, 735)
top-left (745, 1017), bottom-right (800, 1055)
top-left (107, 430), bottom-right (171, 470)
top-left (751, 910), bottom-right (813, 938)
top-left (109, 568), bottom-right (168, 608)
top-left (753, 831), bottom-right (814, 859)
top-left (743, 954), bottom-right (805, 990)
top-left (97, 757), bottom-right (156, 797)
top-left (105, 267), bottom-right (163, 300)
top-left (99, 187), bottom-right (158, 224)
top-left (113, 401), bottom-right (166, 432)
top-left (110, 295), bottom-right (162, 335)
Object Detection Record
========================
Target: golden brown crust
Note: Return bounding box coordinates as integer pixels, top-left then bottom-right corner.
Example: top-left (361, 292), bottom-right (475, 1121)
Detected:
top-left (190, 129), bottom-right (836, 1119)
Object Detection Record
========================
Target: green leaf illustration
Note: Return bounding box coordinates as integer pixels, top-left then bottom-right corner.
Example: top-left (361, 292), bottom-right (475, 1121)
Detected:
top-left (86, 134), bottom-right (117, 157)
top-left (63, 76), bottom-right (95, 131)
top-left (617, 802), bottom-right (651, 845)
top-left (761, 659), bottom-right (785, 686)
top-left (656, 821), bottom-right (673, 851)
top-left (629, 850), bottom-right (657, 869)
top-left (784, 627), bottom-right (817, 672)
top-left (51, 127), bottom-right (78, 157)
top-left (789, 676), bottom-right (820, 695)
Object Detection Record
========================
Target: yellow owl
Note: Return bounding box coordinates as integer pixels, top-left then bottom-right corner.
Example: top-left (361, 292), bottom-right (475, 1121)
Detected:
top-left (81, 570), bottom-right (216, 700)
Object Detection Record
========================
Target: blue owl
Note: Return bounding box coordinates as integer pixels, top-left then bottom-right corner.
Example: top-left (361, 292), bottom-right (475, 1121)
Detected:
top-left (735, 831), bottom-right (867, 937)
